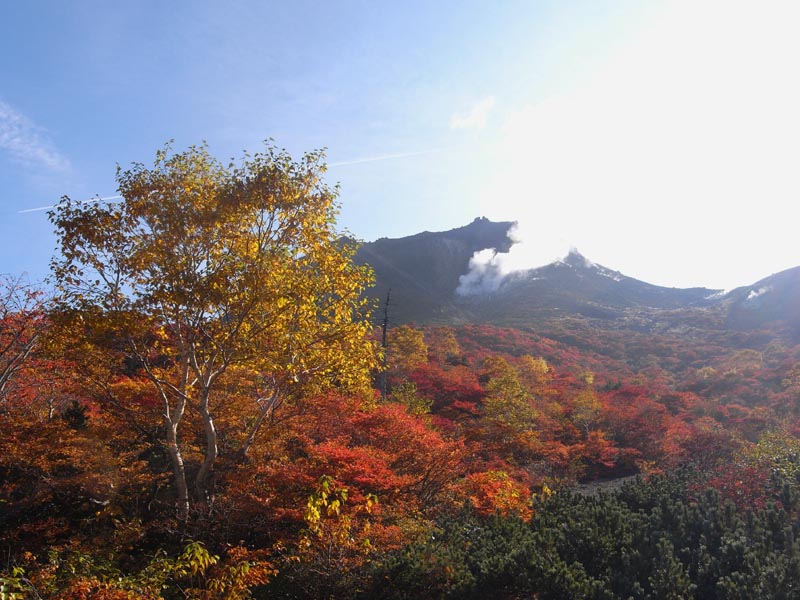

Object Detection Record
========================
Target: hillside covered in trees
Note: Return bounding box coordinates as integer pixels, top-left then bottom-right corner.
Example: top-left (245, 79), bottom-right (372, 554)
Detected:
top-left (3, 144), bottom-right (800, 598)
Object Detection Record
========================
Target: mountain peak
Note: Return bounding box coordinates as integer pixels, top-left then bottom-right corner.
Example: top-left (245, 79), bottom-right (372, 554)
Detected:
top-left (449, 217), bottom-right (516, 253)
top-left (561, 247), bottom-right (594, 269)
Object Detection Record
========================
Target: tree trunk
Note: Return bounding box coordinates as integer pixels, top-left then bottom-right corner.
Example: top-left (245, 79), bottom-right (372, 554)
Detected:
top-left (164, 416), bottom-right (190, 520)
top-left (195, 387), bottom-right (218, 504)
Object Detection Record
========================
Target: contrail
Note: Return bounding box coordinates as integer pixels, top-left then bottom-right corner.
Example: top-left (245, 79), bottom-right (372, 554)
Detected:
top-left (16, 195), bottom-right (122, 214)
top-left (328, 147), bottom-right (446, 168)
top-left (16, 205), bottom-right (57, 214)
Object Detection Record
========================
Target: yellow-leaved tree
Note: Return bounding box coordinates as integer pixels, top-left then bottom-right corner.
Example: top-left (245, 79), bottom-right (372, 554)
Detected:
top-left (49, 143), bottom-right (378, 518)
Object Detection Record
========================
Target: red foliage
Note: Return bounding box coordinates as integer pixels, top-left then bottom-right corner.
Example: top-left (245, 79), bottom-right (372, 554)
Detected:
top-left (701, 462), bottom-right (770, 510)
top-left (407, 362), bottom-right (484, 413)
top-left (217, 394), bottom-right (464, 546)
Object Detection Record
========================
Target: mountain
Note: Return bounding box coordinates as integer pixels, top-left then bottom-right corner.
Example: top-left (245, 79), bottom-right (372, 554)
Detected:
top-left (356, 219), bottom-right (800, 341)
top-left (355, 217), bottom-right (514, 324)
top-left (723, 266), bottom-right (800, 336)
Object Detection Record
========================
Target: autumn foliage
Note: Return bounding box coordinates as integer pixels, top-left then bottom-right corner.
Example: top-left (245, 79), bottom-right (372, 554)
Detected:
top-left (3, 143), bottom-right (800, 597)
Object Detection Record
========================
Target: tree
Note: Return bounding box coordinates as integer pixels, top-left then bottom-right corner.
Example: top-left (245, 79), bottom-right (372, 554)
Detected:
top-left (0, 276), bottom-right (45, 406)
top-left (481, 355), bottom-right (536, 433)
top-left (386, 325), bottom-right (428, 376)
top-left (49, 142), bottom-right (378, 517)
top-left (517, 355), bottom-right (551, 391)
top-left (571, 388), bottom-right (601, 435)
top-left (389, 380), bottom-right (432, 415)
top-left (571, 373), bottom-right (600, 436)
top-left (427, 327), bottom-right (462, 366)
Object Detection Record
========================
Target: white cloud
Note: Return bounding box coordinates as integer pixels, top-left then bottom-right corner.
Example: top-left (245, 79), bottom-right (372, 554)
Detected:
top-left (450, 96), bottom-right (496, 130)
top-left (0, 100), bottom-right (70, 172)
top-left (478, 0), bottom-right (800, 289)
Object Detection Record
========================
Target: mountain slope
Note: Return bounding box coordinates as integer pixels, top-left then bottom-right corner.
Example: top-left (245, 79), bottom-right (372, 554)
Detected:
top-left (462, 248), bottom-right (719, 324)
top-left (355, 217), bottom-right (513, 324)
top-left (723, 266), bottom-right (800, 335)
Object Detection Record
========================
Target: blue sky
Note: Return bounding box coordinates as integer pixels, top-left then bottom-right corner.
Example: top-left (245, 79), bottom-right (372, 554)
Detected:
top-left (2, 1), bottom-right (799, 289)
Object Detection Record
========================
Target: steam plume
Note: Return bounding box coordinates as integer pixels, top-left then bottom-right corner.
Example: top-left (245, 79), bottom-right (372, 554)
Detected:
top-left (455, 222), bottom-right (572, 296)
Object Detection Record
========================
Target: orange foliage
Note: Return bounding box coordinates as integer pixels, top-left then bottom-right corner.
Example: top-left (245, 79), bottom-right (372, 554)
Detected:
top-left (451, 470), bottom-right (533, 521)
